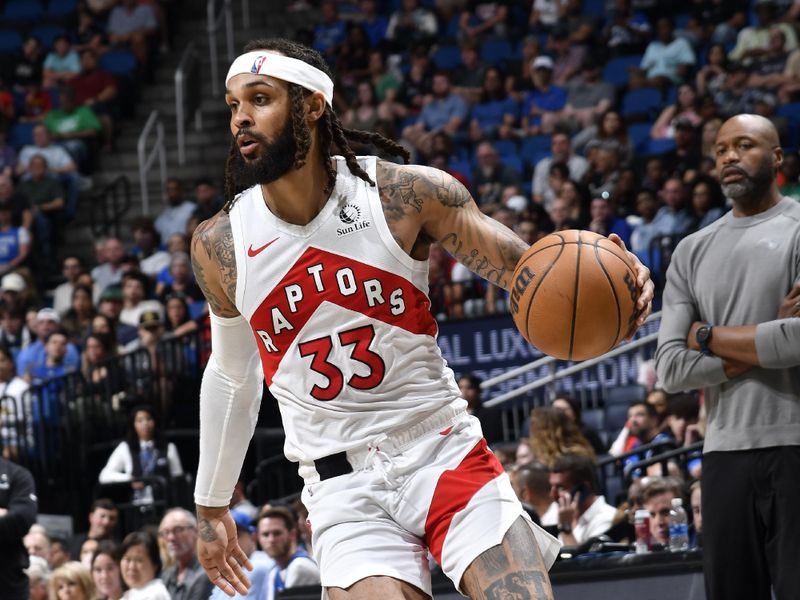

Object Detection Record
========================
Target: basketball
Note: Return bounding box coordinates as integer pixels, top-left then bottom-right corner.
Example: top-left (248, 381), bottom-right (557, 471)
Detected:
top-left (509, 230), bottom-right (639, 361)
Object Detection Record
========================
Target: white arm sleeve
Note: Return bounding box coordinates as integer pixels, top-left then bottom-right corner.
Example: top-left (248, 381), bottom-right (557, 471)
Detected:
top-left (194, 311), bottom-right (263, 507)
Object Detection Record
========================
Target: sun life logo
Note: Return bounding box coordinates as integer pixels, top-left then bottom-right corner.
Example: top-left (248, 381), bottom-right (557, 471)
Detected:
top-left (339, 204), bottom-right (360, 224)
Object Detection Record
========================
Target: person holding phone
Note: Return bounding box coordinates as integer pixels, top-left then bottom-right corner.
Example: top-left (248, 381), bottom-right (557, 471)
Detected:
top-left (548, 454), bottom-right (618, 546)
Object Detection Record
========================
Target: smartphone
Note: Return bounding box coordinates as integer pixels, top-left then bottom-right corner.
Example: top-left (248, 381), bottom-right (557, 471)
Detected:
top-left (570, 482), bottom-right (590, 505)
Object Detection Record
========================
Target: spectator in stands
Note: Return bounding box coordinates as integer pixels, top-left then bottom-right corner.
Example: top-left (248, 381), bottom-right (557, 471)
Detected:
top-left (551, 396), bottom-right (606, 455)
top-left (459, 1), bottom-right (508, 40)
top-left (649, 177), bottom-right (693, 238)
top-left (44, 87), bottom-right (102, 172)
top-left (687, 174), bottom-right (726, 232)
top-left (549, 57), bottom-right (616, 135)
top-left (10, 37), bottom-right (44, 94)
top-left (17, 125), bottom-right (78, 183)
top-left (511, 462), bottom-right (556, 526)
top-left (52, 256), bottom-right (85, 316)
top-left (99, 404), bottom-right (183, 504)
top-left (469, 67), bottom-right (518, 142)
top-left (92, 238), bottom-right (126, 294)
top-left (640, 477), bottom-right (681, 547)
top-left (162, 292), bottom-right (200, 339)
top-left (0, 345), bottom-right (31, 461)
top-left (16, 308), bottom-right (79, 379)
top-left (191, 178), bottom-right (223, 223)
top-left (0, 305), bottom-right (29, 358)
top-left (780, 152), bottom-right (800, 200)
top-left (0, 454), bottom-right (37, 600)
top-left (0, 202), bottom-right (30, 276)
top-left (79, 539), bottom-right (98, 567)
top-left (49, 537), bottom-right (70, 570)
top-left (385, 0), bottom-right (437, 45)
top-left (696, 44), bottom-right (730, 98)
top-left (71, 50), bottom-right (118, 152)
top-left (573, 110), bottom-right (634, 164)
top-left (82, 331), bottom-right (122, 398)
top-left (119, 271), bottom-right (161, 328)
top-left (25, 557), bottom-right (49, 600)
top-left (67, 499), bottom-right (119, 560)
top-left (16, 155), bottom-right (64, 263)
top-left (515, 439), bottom-right (535, 465)
top-left (528, 406), bottom-right (596, 468)
top-left (451, 40), bottom-right (487, 105)
top-left (154, 179), bottom-right (195, 243)
top-left (402, 72), bottom-right (468, 159)
top-left (636, 17), bottom-right (696, 89)
top-left (532, 132), bottom-right (589, 207)
top-left (645, 388), bottom-right (670, 432)
top-left (520, 56), bottom-right (566, 137)
top-left (42, 36), bottom-right (81, 89)
top-left (96, 289), bottom-right (137, 346)
top-left (28, 329), bottom-right (74, 388)
top-left (118, 530), bottom-right (169, 599)
top-left (530, 0), bottom-right (568, 31)
top-left (130, 218), bottom-right (169, 279)
top-left (470, 142), bottom-right (521, 206)
top-left (25, 528), bottom-right (51, 561)
top-left (159, 508), bottom-right (212, 600)
top-left (585, 145), bottom-right (623, 202)
top-left (651, 84), bottom-right (703, 140)
top-left (619, 400), bottom-right (676, 473)
top-left (549, 453), bottom-right (617, 546)
top-left (48, 561), bottom-right (95, 600)
top-left (342, 81), bottom-right (382, 134)
top-left (548, 25), bottom-right (586, 86)
top-left (358, 0), bottom-right (387, 48)
top-left (689, 480), bottom-right (702, 546)
top-left (729, 0), bottom-right (797, 66)
top-left (91, 541), bottom-right (123, 600)
top-left (259, 507), bottom-right (320, 600)
top-left (74, 7), bottom-right (109, 56)
top-left (107, 0), bottom-right (158, 69)
top-left (713, 62), bottom-right (757, 119)
top-left (61, 285), bottom-right (96, 344)
top-left (155, 253), bottom-right (201, 303)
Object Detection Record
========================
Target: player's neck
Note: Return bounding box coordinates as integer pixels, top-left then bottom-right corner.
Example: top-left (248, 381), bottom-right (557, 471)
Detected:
top-left (261, 154), bottom-right (331, 226)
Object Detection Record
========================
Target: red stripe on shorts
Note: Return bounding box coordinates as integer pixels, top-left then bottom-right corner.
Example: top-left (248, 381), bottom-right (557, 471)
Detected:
top-left (424, 438), bottom-right (504, 565)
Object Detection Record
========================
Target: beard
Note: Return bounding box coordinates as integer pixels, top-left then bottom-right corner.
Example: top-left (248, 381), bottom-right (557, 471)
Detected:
top-left (230, 117), bottom-right (299, 188)
top-left (720, 160), bottom-right (774, 204)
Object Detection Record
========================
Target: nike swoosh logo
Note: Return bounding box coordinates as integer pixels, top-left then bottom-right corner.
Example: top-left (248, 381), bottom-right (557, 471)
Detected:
top-left (439, 425), bottom-right (454, 436)
top-left (247, 237), bottom-right (279, 257)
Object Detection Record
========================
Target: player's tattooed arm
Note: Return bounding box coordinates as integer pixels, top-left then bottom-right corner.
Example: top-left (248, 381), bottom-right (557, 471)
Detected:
top-left (191, 213), bottom-right (240, 318)
top-left (377, 160), bottom-right (528, 289)
top-left (461, 517), bottom-right (554, 600)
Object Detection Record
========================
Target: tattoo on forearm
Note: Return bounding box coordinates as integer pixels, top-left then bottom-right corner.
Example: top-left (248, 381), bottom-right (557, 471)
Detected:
top-left (484, 571), bottom-right (549, 600)
top-left (198, 518), bottom-right (218, 543)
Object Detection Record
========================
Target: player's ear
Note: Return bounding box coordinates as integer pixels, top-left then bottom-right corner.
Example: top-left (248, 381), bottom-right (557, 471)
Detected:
top-left (305, 92), bottom-right (326, 124)
top-left (773, 145), bottom-right (784, 173)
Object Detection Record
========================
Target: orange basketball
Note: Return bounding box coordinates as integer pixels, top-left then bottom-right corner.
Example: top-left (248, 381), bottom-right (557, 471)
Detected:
top-left (509, 230), bottom-right (639, 361)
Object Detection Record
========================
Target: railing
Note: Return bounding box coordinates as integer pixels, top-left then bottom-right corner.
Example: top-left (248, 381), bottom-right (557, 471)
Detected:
top-left (175, 42), bottom-right (203, 166)
top-left (207, 0), bottom-right (235, 96)
top-left (137, 110), bottom-right (167, 216)
top-left (89, 175), bottom-right (132, 238)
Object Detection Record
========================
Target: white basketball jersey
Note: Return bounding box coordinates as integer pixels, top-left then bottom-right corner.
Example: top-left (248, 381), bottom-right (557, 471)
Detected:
top-left (228, 156), bottom-right (464, 463)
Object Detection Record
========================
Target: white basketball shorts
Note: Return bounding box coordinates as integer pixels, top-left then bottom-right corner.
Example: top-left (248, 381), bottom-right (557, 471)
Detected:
top-left (299, 407), bottom-right (560, 596)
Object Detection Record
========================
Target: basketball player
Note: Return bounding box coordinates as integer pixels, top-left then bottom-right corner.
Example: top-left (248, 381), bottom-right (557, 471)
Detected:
top-left (655, 114), bottom-right (800, 600)
top-left (192, 39), bottom-right (654, 600)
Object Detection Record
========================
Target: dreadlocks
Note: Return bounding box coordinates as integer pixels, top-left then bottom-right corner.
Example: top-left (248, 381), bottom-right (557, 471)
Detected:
top-left (222, 38), bottom-right (410, 212)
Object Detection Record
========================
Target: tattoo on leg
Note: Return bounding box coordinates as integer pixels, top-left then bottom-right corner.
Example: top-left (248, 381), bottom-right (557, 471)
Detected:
top-left (198, 518), bottom-right (218, 543)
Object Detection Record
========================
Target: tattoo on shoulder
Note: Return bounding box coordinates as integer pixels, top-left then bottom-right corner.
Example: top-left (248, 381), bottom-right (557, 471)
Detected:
top-left (198, 518), bottom-right (218, 543)
top-left (191, 214), bottom-right (239, 317)
top-left (377, 161), bottom-right (471, 214)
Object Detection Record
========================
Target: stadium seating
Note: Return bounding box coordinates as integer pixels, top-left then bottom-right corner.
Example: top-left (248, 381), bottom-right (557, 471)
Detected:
top-left (2, 0), bottom-right (43, 24)
top-left (432, 45), bottom-right (462, 70)
top-left (0, 30), bottom-right (23, 54)
top-left (30, 24), bottom-right (67, 50)
top-left (622, 88), bottom-right (663, 122)
top-left (603, 55), bottom-right (642, 88)
top-left (480, 38), bottom-right (513, 67)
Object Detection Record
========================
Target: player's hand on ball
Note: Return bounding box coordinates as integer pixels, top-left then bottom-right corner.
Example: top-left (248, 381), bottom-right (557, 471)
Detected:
top-left (607, 234), bottom-right (654, 334)
top-left (196, 506), bottom-right (252, 597)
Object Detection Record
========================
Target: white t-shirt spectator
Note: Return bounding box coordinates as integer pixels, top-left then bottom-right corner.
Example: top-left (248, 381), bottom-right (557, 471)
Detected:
top-left (99, 440), bottom-right (184, 483)
top-left (121, 579), bottom-right (171, 600)
top-left (640, 37), bottom-right (696, 83)
top-left (18, 145), bottom-right (75, 172)
top-left (572, 496), bottom-right (617, 544)
top-left (532, 0), bottom-right (566, 26)
top-left (154, 201), bottom-right (196, 242)
top-left (108, 4), bottom-right (157, 36)
top-left (265, 554), bottom-right (320, 600)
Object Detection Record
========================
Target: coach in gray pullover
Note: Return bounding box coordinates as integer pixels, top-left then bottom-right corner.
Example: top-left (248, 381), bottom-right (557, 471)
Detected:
top-left (655, 114), bottom-right (799, 600)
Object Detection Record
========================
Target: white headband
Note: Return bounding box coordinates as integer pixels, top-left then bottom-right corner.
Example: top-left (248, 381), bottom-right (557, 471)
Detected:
top-left (225, 52), bottom-right (334, 106)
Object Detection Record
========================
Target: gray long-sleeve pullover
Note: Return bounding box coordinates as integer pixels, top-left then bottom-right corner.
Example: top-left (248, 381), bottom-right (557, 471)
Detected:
top-left (655, 197), bottom-right (800, 452)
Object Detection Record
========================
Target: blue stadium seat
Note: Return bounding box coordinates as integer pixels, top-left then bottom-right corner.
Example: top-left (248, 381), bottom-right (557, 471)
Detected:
top-left (480, 39), bottom-right (513, 67)
top-left (628, 122), bottom-right (653, 148)
top-left (664, 85), bottom-right (678, 106)
top-left (777, 102), bottom-right (800, 123)
top-left (603, 55), bottom-right (642, 87)
top-left (8, 123), bottom-right (35, 148)
top-left (500, 155), bottom-right (523, 175)
top-left (30, 24), bottom-right (67, 50)
top-left (621, 88), bottom-right (663, 120)
top-left (47, 0), bottom-right (78, 18)
top-left (582, 407), bottom-right (605, 433)
top-left (582, 0), bottom-right (605, 18)
top-left (604, 403), bottom-right (630, 433)
top-left (639, 138), bottom-right (676, 156)
top-left (432, 45), bottom-right (462, 70)
top-left (493, 139), bottom-right (518, 158)
top-left (2, 0), bottom-right (43, 23)
top-left (0, 30), bottom-right (23, 54)
top-left (448, 159), bottom-right (473, 179)
top-left (675, 13), bottom-right (691, 30)
top-left (398, 115), bottom-right (418, 132)
top-left (99, 49), bottom-right (138, 78)
top-left (520, 135), bottom-right (551, 163)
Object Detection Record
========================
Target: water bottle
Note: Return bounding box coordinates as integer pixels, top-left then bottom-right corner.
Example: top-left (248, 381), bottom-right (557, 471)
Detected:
top-left (669, 498), bottom-right (689, 552)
